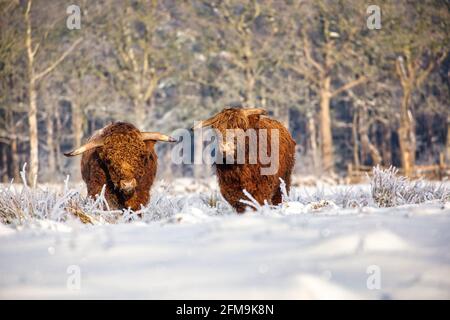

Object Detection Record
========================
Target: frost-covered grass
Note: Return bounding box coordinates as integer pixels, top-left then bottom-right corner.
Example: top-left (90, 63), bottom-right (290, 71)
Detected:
top-left (371, 166), bottom-right (449, 207)
top-left (0, 166), bottom-right (449, 299)
top-left (1, 166), bottom-right (447, 226)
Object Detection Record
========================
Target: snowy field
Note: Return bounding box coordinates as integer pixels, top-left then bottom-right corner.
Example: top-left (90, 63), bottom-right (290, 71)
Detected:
top-left (0, 168), bottom-right (449, 299)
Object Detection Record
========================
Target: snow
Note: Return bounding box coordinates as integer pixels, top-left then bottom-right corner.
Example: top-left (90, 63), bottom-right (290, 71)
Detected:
top-left (0, 170), bottom-right (449, 299)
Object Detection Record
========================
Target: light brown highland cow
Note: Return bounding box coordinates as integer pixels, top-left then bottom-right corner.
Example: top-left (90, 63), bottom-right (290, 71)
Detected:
top-left (194, 107), bottom-right (296, 213)
top-left (64, 122), bottom-right (176, 211)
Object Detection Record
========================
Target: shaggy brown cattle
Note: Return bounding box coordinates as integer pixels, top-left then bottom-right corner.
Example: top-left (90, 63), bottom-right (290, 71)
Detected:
top-left (194, 107), bottom-right (296, 213)
top-left (64, 122), bottom-right (176, 211)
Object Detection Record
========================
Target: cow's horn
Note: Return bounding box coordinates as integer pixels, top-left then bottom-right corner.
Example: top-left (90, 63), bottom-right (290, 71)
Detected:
top-left (242, 108), bottom-right (267, 117)
top-left (64, 138), bottom-right (103, 157)
top-left (141, 132), bottom-right (177, 142)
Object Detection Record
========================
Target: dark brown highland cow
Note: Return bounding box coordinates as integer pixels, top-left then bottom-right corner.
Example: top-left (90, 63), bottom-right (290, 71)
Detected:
top-left (194, 108), bottom-right (296, 213)
top-left (64, 122), bottom-right (176, 211)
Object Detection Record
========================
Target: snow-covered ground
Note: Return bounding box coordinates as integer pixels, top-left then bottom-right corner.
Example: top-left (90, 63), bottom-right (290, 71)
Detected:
top-left (0, 170), bottom-right (449, 299)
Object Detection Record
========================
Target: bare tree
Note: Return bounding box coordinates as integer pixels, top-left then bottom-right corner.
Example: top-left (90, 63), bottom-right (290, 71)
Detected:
top-left (282, 0), bottom-right (368, 176)
top-left (23, 0), bottom-right (81, 183)
top-left (0, 1), bottom-right (26, 181)
top-left (100, 0), bottom-right (179, 130)
top-left (191, 0), bottom-right (282, 107)
top-left (382, 1), bottom-right (449, 176)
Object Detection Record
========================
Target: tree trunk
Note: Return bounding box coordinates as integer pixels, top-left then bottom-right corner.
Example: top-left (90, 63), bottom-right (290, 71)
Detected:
top-left (1, 144), bottom-right (8, 183)
top-left (54, 104), bottom-right (63, 173)
top-left (134, 98), bottom-right (144, 129)
top-left (358, 109), bottom-right (382, 166)
top-left (381, 124), bottom-right (392, 166)
top-left (71, 101), bottom-right (83, 180)
top-left (46, 112), bottom-right (56, 178)
top-left (245, 66), bottom-right (256, 106)
top-left (319, 75), bottom-right (334, 175)
top-left (8, 109), bottom-right (20, 181)
top-left (360, 131), bottom-right (382, 166)
top-left (446, 114), bottom-right (450, 165)
top-left (25, 0), bottom-right (39, 185)
top-left (398, 86), bottom-right (416, 176)
top-left (72, 101), bottom-right (83, 148)
top-left (282, 106), bottom-right (290, 131)
top-left (306, 111), bottom-right (319, 175)
top-left (352, 108), bottom-right (360, 167)
top-left (11, 136), bottom-right (20, 181)
top-left (27, 68), bottom-right (39, 184)
top-left (243, 38), bottom-right (255, 106)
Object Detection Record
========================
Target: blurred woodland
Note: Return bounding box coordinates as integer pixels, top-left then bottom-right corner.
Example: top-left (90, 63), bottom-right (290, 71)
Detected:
top-left (0, 0), bottom-right (449, 183)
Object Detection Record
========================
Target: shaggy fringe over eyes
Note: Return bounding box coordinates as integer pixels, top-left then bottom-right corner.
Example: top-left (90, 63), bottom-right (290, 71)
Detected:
top-left (212, 109), bottom-right (250, 132)
top-left (98, 124), bottom-right (147, 183)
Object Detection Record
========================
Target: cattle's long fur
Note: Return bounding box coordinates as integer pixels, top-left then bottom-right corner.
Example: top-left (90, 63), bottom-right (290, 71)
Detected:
top-left (72, 122), bottom-right (160, 210)
top-left (203, 108), bottom-right (296, 213)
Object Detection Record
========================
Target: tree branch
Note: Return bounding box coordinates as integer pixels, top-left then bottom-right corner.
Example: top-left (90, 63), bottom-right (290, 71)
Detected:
top-left (395, 56), bottom-right (408, 87)
top-left (302, 30), bottom-right (324, 74)
top-left (331, 76), bottom-right (367, 97)
top-left (416, 53), bottom-right (446, 87)
top-left (34, 38), bottom-right (82, 81)
top-left (287, 64), bottom-right (320, 85)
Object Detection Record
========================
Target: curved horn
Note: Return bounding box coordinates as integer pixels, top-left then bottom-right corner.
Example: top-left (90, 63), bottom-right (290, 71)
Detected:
top-left (64, 138), bottom-right (103, 157)
top-left (242, 108), bottom-right (267, 117)
top-left (141, 132), bottom-right (177, 142)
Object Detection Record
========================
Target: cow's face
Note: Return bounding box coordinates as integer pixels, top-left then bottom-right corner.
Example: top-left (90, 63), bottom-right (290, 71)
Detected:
top-left (99, 126), bottom-right (147, 196)
top-left (193, 108), bottom-right (267, 158)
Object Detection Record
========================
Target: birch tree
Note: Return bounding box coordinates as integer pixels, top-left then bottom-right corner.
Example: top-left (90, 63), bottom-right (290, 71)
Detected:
top-left (24, 0), bottom-right (81, 183)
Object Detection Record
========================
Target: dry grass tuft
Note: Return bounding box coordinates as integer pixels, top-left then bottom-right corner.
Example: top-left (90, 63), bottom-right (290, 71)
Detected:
top-left (371, 166), bottom-right (449, 207)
